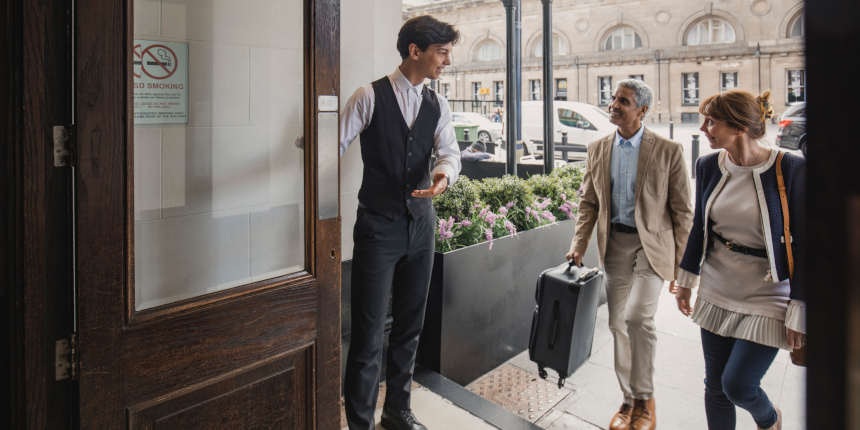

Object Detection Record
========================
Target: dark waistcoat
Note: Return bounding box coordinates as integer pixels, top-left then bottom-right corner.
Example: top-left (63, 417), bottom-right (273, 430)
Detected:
top-left (357, 77), bottom-right (440, 219)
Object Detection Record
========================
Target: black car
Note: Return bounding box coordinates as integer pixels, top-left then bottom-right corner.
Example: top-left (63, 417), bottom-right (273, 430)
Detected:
top-left (776, 102), bottom-right (806, 156)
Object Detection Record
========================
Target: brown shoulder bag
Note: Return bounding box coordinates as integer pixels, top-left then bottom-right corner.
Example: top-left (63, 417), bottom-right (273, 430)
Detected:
top-left (776, 152), bottom-right (806, 367)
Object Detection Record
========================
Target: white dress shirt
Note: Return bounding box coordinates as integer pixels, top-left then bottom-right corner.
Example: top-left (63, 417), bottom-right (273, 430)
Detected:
top-left (339, 66), bottom-right (461, 186)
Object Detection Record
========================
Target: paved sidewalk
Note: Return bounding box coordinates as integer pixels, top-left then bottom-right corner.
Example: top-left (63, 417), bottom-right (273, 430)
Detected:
top-left (487, 285), bottom-right (806, 429)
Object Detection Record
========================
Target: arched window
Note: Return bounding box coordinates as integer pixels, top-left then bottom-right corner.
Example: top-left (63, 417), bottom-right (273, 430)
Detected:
top-left (685, 17), bottom-right (736, 46)
top-left (533, 33), bottom-right (568, 58)
top-left (473, 39), bottom-right (503, 62)
top-left (602, 26), bottom-right (643, 51)
top-left (788, 13), bottom-right (804, 38)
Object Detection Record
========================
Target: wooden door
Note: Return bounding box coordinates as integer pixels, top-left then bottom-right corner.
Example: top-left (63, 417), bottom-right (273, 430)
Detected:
top-left (74, 0), bottom-right (341, 428)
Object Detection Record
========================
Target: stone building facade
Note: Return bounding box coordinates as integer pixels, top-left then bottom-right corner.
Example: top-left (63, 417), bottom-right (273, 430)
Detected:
top-left (403, 0), bottom-right (805, 123)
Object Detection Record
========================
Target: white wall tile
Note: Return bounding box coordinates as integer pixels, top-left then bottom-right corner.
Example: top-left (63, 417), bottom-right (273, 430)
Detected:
top-left (133, 0), bottom-right (161, 37)
top-left (250, 48), bottom-right (303, 128)
top-left (162, 0), bottom-right (299, 48)
top-left (162, 126), bottom-right (213, 218)
top-left (135, 212), bottom-right (250, 310)
top-left (211, 126), bottom-right (269, 212)
top-left (250, 203), bottom-right (304, 277)
top-left (134, 127), bottom-right (162, 221)
top-left (187, 42), bottom-right (250, 127)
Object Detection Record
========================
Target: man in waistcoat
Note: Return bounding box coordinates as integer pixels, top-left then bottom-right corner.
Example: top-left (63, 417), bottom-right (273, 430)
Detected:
top-left (566, 79), bottom-right (693, 430)
top-left (339, 15), bottom-right (461, 430)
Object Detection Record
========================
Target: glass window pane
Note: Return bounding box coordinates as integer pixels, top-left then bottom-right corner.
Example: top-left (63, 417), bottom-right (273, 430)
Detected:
top-left (132, 0), bottom-right (305, 310)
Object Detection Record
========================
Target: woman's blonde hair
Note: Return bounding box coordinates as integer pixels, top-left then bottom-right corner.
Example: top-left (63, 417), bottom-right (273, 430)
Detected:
top-left (698, 90), bottom-right (774, 139)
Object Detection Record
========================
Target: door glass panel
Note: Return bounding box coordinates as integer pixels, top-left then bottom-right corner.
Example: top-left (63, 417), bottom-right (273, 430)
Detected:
top-left (132, 0), bottom-right (305, 310)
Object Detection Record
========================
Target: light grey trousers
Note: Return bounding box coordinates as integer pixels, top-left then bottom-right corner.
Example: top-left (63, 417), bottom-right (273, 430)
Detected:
top-left (604, 230), bottom-right (665, 402)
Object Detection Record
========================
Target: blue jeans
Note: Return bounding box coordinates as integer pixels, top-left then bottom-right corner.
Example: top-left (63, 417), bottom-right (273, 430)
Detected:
top-left (700, 328), bottom-right (779, 429)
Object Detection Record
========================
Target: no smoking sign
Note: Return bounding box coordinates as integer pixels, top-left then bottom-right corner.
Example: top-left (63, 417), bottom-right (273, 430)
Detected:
top-left (133, 40), bottom-right (188, 124)
top-left (134, 43), bottom-right (179, 80)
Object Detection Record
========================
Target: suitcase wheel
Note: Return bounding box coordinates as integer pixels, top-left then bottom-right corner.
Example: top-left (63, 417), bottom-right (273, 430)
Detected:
top-left (538, 366), bottom-right (547, 380)
top-left (558, 377), bottom-right (566, 389)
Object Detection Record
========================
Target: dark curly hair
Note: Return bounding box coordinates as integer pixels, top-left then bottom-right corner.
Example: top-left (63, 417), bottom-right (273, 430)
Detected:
top-left (397, 15), bottom-right (460, 59)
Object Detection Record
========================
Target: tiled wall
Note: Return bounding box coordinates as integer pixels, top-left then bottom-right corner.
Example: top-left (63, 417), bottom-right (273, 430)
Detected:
top-left (133, 0), bottom-right (304, 309)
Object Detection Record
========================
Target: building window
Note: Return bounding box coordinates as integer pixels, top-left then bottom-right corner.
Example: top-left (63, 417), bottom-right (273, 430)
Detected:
top-left (685, 17), bottom-right (736, 46)
top-left (629, 74), bottom-right (644, 82)
top-left (682, 73), bottom-right (699, 106)
top-left (603, 26), bottom-right (643, 51)
top-left (474, 39), bottom-right (503, 62)
top-left (533, 33), bottom-right (568, 58)
top-left (598, 76), bottom-right (612, 106)
top-left (472, 82), bottom-right (482, 100)
top-left (493, 81), bottom-right (504, 102)
top-left (788, 13), bottom-right (804, 39)
top-left (555, 78), bottom-right (568, 100)
top-left (529, 79), bottom-right (541, 100)
top-left (720, 72), bottom-right (738, 92)
top-left (441, 83), bottom-right (450, 99)
top-left (787, 69), bottom-right (806, 104)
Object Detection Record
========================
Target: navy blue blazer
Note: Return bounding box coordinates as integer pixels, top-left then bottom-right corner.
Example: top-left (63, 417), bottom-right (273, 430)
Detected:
top-left (679, 150), bottom-right (806, 301)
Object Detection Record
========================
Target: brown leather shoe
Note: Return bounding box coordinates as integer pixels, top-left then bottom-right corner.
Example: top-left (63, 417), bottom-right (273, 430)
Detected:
top-left (630, 398), bottom-right (656, 430)
top-left (608, 403), bottom-right (633, 430)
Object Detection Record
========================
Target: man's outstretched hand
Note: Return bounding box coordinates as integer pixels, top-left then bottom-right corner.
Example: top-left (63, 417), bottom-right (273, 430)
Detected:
top-left (411, 173), bottom-right (448, 198)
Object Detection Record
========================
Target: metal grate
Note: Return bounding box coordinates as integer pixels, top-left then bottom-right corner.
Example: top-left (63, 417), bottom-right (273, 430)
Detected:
top-left (466, 364), bottom-right (572, 422)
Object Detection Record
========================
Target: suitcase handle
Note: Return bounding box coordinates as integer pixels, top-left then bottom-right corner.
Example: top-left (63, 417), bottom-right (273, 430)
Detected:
top-left (548, 300), bottom-right (560, 350)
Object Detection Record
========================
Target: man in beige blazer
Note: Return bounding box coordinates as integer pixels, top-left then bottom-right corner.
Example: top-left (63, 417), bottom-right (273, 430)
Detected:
top-left (566, 79), bottom-right (693, 430)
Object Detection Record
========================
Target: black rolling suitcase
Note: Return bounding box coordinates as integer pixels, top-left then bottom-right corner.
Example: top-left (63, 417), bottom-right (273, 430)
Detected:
top-left (529, 261), bottom-right (603, 388)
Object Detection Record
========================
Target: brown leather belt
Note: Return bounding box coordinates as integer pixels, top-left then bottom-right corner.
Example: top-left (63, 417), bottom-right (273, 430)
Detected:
top-left (711, 230), bottom-right (767, 258)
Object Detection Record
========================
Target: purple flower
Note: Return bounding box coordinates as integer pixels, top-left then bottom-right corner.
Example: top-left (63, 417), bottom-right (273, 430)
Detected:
top-left (473, 203), bottom-right (482, 209)
top-left (460, 220), bottom-right (472, 227)
top-left (560, 193), bottom-right (567, 200)
top-left (479, 207), bottom-right (488, 219)
top-left (484, 228), bottom-right (494, 250)
top-left (498, 206), bottom-right (508, 216)
top-left (447, 216), bottom-right (455, 231)
top-left (505, 220), bottom-right (517, 236)
top-left (536, 198), bottom-right (552, 210)
top-left (485, 212), bottom-right (498, 225)
top-left (559, 203), bottom-right (573, 219)
top-left (505, 201), bottom-right (515, 209)
top-left (541, 210), bottom-right (557, 222)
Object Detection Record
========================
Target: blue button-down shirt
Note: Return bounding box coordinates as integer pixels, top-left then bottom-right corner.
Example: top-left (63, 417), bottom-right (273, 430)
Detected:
top-left (610, 126), bottom-right (644, 227)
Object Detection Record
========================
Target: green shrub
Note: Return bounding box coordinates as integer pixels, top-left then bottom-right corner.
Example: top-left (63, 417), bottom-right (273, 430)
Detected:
top-left (433, 165), bottom-right (586, 252)
top-left (432, 175), bottom-right (483, 221)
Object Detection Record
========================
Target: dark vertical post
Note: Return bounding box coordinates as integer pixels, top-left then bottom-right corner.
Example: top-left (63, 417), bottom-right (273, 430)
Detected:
top-left (541, 0), bottom-right (554, 173)
top-left (691, 134), bottom-right (700, 179)
top-left (501, 0), bottom-right (521, 176)
top-left (669, 120), bottom-right (674, 140)
top-left (515, 2), bottom-right (522, 142)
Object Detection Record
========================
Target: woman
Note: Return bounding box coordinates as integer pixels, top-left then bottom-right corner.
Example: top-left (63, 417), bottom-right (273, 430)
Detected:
top-left (673, 90), bottom-right (805, 430)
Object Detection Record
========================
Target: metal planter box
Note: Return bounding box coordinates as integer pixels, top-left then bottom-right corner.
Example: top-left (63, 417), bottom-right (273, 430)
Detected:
top-left (417, 219), bottom-right (601, 385)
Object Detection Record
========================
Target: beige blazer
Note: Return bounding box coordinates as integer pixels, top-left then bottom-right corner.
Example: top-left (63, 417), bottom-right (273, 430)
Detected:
top-left (570, 128), bottom-right (694, 281)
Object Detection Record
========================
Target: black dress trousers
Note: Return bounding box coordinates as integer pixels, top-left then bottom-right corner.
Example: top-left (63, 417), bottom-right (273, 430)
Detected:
top-left (344, 207), bottom-right (436, 430)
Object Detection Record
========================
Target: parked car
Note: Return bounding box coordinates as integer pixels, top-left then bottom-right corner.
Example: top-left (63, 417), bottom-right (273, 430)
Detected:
top-left (520, 101), bottom-right (615, 156)
top-left (776, 102), bottom-right (806, 156)
top-left (451, 111), bottom-right (503, 145)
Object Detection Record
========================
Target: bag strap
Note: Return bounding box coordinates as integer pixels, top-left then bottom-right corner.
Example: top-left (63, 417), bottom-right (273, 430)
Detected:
top-left (775, 152), bottom-right (794, 279)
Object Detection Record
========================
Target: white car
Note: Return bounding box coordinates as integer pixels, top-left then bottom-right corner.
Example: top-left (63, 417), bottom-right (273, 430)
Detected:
top-left (520, 101), bottom-right (615, 156)
top-left (451, 111), bottom-right (504, 145)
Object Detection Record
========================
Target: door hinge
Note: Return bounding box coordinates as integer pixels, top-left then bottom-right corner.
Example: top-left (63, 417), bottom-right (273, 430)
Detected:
top-left (55, 333), bottom-right (78, 381)
top-left (53, 124), bottom-right (74, 167)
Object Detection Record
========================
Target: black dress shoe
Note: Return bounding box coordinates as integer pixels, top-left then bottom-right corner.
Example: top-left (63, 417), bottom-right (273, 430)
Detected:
top-left (380, 408), bottom-right (427, 430)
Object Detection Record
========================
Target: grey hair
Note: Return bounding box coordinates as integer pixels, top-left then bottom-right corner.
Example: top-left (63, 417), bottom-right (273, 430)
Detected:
top-left (616, 78), bottom-right (653, 109)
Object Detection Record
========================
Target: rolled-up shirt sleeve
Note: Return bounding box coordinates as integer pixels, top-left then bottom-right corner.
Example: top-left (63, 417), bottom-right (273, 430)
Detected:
top-left (339, 85), bottom-right (374, 157)
top-left (431, 94), bottom-right (461, 186)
